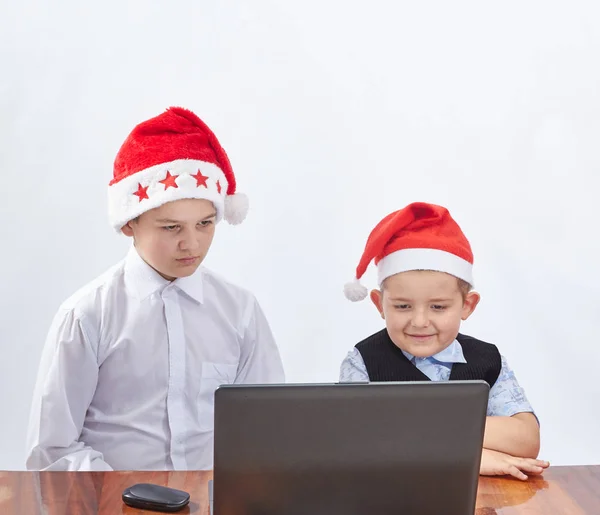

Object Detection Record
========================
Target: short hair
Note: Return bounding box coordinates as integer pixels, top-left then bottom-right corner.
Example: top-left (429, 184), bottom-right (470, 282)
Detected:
top-left (456, 277), bottom-right (472, 300)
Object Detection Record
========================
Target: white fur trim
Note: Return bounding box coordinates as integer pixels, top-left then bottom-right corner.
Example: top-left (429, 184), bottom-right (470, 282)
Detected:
top-left (377, 248), bottom-right (473, 286)
top-left (224, 192), bottom-right (249, 225)
top-left (108, 159), bottom-right (228, 232)
top-left (344, 279), bottom-right (369, 302)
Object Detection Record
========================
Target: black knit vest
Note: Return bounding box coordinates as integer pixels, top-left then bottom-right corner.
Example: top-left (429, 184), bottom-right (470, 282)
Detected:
top-left (355, 329), bottom-right (501, 388)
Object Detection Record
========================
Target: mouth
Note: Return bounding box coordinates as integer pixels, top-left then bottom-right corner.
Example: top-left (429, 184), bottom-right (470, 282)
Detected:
top-left (176, 256), bottom-right (200, 265)
top-left (406, 334), bottom-right (436, 341)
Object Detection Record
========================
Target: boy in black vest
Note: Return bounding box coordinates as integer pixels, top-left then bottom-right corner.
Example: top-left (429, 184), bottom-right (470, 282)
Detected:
top-left (341, 202), bottom-right (549, 480)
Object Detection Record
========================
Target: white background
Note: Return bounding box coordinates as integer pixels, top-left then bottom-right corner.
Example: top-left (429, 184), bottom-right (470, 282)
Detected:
top-left (1, 1), bottom-right (599, 470)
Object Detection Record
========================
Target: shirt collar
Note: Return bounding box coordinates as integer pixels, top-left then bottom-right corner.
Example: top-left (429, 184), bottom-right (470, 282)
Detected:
top-left (123, 245), bottom-right (204, 303)
top-left (175, 268), bottom-right (204, 304)
top-left (401, 338), bottom-right (467, 364)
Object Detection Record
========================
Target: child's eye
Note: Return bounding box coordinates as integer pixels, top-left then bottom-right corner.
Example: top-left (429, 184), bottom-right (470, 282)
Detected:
top-left (199, 220), bottom-right (213, 227)
top-left (431, 305), bottom-right (447, 311)
top-left (163, 225), bottom-right (179, 231)
top-left (394, 304), bottom-right (410, 310)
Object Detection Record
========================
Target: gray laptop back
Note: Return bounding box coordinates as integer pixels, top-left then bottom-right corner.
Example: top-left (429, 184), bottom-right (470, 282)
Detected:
top-left (213, 381), bottom-right (488, 515)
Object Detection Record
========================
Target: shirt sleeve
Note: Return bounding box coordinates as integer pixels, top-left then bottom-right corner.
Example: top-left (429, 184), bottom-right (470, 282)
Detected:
top-left (235, 296), bottom-right (285, 384)
top-left (487, 355), bottom-right (535, 418)
top-left (339, 348), bottom-right (370, 382)
top-left (25, 308), bottom-right (113, 471)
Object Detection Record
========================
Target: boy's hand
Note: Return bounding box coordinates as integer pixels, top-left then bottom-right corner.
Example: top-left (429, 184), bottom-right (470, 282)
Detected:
top-left (480, 448), bottom-right (549, 481)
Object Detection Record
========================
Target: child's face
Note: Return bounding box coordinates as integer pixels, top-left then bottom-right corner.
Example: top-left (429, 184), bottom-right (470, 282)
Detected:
top-left (121, 198), bottom-right (217, 281)
top-left (370, 270), bottom-right (480, 358)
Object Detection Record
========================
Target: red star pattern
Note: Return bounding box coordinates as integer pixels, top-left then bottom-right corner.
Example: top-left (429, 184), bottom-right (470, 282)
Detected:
top-left (192, 169), bottom-right (209, 188)
top-left (159, 171), bottom-right (179, 189)
top-left (133, 183), bottom-right (149, 202)
top-left (216, 180), bottom-right (222, 194)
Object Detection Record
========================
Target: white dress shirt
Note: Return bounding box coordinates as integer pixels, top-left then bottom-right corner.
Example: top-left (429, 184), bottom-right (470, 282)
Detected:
top-left (26, 246), bottom-right (285, 471)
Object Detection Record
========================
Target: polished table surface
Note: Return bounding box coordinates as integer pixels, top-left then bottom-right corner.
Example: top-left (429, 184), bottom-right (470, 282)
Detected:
top-left (1, 466), bottom-right (599, 514)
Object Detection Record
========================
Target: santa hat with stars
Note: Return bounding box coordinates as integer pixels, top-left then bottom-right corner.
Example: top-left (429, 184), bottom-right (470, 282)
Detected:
top-left (108, 106), bottom-right (249, 232)
top-left (343, 202), bottom-right (474, 301)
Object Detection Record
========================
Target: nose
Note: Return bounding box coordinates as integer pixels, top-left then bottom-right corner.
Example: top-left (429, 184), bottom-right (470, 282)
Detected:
top-left (411, 308), bottom-right (430, 328)
top-left (178, 229), bottom-right (201, 252)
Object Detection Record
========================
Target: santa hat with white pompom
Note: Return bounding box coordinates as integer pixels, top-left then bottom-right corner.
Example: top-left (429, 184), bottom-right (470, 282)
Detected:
top-left (344, 202), bottom-right (474, 301)
top-left (108, 106), bottom-right (249, 232)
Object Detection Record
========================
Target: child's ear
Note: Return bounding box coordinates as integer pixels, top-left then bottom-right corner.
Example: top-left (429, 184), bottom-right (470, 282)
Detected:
top-left (370, 289), bottom-right (385, 319)
top-left (121, 221), bottom-right (134, 237)
top-left (461, 291), bottom-right (481, 321)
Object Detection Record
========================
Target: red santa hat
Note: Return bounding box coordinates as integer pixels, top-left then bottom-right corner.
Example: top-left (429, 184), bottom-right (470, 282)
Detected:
top-left (108, 106), bottom-right (248, 232)
top-left (344, 202), bottom-right (474, 301)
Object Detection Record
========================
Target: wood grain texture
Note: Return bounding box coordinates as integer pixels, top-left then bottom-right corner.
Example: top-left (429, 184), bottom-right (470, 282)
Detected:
top-left (476, 466), bottom-right (600, 514)
top-left (0, 470), bottom-right (213, 515)
top-left (0, 466), bottom-right (598, 514)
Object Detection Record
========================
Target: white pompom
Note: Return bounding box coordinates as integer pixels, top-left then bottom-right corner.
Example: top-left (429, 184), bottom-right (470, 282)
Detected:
top-left (344, 279), bottom-right (368, 302)
top-left (224, 192), bottom-right (249, 225)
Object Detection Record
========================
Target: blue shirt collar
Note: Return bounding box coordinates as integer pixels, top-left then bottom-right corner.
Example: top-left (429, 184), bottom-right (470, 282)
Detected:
top-left (401, 338), bottom-right (467, 364)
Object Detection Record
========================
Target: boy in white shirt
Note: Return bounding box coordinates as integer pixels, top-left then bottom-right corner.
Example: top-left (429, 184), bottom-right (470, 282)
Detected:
top-left (26, 106), bottom-right (285, 471)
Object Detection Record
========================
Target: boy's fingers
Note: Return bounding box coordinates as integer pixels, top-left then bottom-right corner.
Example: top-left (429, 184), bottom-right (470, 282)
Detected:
top-left (516, 459), bottom-right (546, 474)
top-left (507, 465), bottom-right (528, 481)
top-left (522, 464), bottom-right (545, 474)
top-left (532, 459), bottom-right (549, 468)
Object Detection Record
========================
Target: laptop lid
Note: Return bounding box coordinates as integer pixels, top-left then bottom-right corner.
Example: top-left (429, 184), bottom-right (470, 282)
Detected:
top-left (214, 381), bottom-right (488, 515)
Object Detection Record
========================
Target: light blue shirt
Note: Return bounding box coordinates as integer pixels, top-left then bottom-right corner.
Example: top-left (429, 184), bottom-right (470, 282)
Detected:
top-left (339, 339), bottom-right (534, 418)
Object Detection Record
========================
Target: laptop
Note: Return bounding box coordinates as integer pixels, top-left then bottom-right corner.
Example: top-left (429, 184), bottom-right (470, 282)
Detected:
top-left (212, 381), bottom-right (488, 515)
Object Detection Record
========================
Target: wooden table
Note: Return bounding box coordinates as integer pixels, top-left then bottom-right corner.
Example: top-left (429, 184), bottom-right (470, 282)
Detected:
top-left (0, 467), bottom-right (598, 514)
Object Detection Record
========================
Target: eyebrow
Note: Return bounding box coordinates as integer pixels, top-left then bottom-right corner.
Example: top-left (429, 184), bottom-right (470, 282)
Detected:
top-left (155, 212), bottom-right (217, 224)
top-left (389, 297), bottom-right (453, 302)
